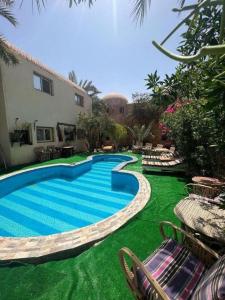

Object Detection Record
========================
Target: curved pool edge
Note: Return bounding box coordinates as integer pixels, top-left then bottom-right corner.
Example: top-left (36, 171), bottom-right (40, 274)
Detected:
top-left (0, 154), bottom-right (151, 262)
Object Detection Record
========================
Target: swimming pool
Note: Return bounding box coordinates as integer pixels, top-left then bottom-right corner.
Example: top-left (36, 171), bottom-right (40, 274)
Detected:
top-left (0, 154), bottom-right (150, 261)
top-left (0, 155), bottom-right (139, 237)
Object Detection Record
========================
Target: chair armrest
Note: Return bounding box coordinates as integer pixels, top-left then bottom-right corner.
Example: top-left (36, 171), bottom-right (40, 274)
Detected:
top-left (119, 247), bottom-right (169, 300)
top-left (160, 221), bottom-right (220, 267)
top-left (185, 183), bottom-right (219, 199)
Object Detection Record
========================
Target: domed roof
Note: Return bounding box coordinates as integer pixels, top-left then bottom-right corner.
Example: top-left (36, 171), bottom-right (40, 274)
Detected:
top-left (102, 93), bottom-right (128, 103)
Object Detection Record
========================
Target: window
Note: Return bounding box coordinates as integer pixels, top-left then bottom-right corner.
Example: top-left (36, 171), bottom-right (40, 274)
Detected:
top-left (36, 127), bottom-right (54, 142)
top-left (33, 73), bottom-right (53, 95)
top-left (74, 93), bottom-right (84, 107)
top-left (120, 106), bottom-right (125, 114)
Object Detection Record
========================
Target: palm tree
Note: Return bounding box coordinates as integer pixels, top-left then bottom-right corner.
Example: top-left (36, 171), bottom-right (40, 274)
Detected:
top-left (127, 122), bottom-right (153, 146)
top-left (68, 70), bottom-right (101, 97)
top-left (0, 1), bottom-right (18, 64)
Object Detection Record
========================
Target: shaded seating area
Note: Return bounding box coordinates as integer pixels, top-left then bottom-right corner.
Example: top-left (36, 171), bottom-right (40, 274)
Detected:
top-left (119, 221), bottom-right (222, 300)
top-left (34, 145), bottom-right (75, 162)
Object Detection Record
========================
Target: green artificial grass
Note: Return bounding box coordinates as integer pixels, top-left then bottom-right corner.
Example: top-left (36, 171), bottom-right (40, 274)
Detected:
top-left (0, 153), bottom-right (188, 300)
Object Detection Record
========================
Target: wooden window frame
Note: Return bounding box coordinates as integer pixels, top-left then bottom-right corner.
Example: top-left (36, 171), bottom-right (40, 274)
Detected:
top-left (33, 72), bottom-right (54, 96)
top-left (74, 93), bottom-right (84, 107)
top-left (36, 126), bottom-right (54, 143)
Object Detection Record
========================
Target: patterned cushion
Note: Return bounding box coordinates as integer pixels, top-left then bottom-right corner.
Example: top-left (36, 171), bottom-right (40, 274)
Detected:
top-left (136, 239), bottom-right (205, 300)
top-left (191, 254), bottom-right (225, 300)
top-left (214, 193), bottom-right (225, 204)
top-left (189, 194), bottom-right (222, 205)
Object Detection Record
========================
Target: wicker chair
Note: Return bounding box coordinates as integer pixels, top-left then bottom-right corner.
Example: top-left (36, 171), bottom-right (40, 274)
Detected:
top-left (185, 183), bottom-right (220, 199)
top-left (34, 147), bottom-right (51, 162)
top-left (156, 144), bottom-right (163, 148)
top-left (47, 146), bottom-right (61, 159)
top-left (119, 221), bottom-right (219, 300)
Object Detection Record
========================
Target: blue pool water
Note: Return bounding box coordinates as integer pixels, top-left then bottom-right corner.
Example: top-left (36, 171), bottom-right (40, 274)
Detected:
top-left (0, 155), bottom-right (138, 237)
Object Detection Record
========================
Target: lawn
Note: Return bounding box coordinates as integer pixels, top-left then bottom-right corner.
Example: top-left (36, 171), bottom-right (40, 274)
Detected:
top-left (0, 153), bottom-right (187, 300)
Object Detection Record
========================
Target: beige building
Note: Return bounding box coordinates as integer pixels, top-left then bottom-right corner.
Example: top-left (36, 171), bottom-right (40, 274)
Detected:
top-left (0, 43), bottom-right (92, 167)
top-left (102, 93), bottom-right (129, 124)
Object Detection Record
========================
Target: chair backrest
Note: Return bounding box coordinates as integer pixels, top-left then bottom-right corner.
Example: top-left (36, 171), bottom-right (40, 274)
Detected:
top-left (47, 146), bottom-right (55, 152)
top-left (170, 146), bottom-right (176, 152)
top-left (145, 143), bottom-right (152, 147)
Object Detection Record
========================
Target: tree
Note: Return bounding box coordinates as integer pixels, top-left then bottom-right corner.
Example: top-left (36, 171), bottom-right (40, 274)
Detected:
top-left (0, 1), bottom-right (18, 64)
top-left (78, 112), bottom-right (117, 151)
top-left (92, 96), bottom-right (107, 116)
top-left (163, 99), bottom-right (225, 175)
top-left (127, 122), bottom-right (153, 146)
top-left (68, 70), bottom-right (101, 97)
top-left (111, 123), bottom-right (127, 150)
top-left (128, 92), bottom-right (162, 125)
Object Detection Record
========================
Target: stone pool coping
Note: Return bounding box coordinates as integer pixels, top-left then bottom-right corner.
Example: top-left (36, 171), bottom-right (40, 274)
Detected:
top-left (0, 154), bottom-right (151, 262)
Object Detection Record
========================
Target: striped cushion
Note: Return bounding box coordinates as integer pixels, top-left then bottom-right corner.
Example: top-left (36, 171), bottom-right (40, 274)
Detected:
top-left (192, 254), bottom-right (225, 300)
top-left (137, 239), bottom-right (205, 300)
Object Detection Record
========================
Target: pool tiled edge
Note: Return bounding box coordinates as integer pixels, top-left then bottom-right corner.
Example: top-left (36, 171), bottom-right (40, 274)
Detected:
top-left (0, 155), bottom-right (151, 262)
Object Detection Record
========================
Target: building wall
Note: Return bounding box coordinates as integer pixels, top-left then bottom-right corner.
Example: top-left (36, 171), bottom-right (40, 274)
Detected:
top-left (0, 55), bottom-right (92, 166)
top-left (0, 66), bottom-right (11, 166)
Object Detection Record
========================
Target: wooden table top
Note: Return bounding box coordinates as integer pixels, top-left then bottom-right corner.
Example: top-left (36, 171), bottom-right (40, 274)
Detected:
top-left (192, 176), bottom-right (225, 187)
top-left (174, 198), bottom-right (225, 243)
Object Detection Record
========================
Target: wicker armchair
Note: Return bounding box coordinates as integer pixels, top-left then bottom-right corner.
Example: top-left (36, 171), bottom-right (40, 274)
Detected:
top-left (119, 221), bottom-right (219, 300)
top-left (34, 147), bottom-right (51, 162)
top-left (186, 183), bottom-right (220, 199)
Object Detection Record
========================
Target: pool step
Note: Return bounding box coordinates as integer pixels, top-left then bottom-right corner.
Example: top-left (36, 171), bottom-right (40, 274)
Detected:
top-left (24, 186), bottom-right (119, 213)
top-left (52, 179), bottom-right (132, 200)
top-left (38, 181), bottom-right (130, 205)
top-left (75, 176), bottom-right (111, 188)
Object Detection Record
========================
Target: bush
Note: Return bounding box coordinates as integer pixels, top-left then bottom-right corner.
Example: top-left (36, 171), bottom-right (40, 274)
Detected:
top-left (164, 99), bottom-right (225, 175)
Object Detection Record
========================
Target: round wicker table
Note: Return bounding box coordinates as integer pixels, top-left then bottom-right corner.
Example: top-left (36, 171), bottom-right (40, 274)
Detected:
top-left (174, 198), bottom-right (225, 253)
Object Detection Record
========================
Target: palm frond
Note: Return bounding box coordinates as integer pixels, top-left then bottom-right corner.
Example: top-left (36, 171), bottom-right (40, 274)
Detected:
top-left (19, 0), bottom-right (46, 12)
top-left (0, 4), bottom-right (17, 26)
top-left (131, 0), bottom-right (151, 24)
top-left (68, 0), bottom-right (95, 8)
top-left (0, 1), bottom-right (14, 6)
top-left (142, 121), bottom-right (153, 139)
top-left (68, 70), bottom-right (78, 84)
top-left (0, 37), bottom-right (18, 64)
